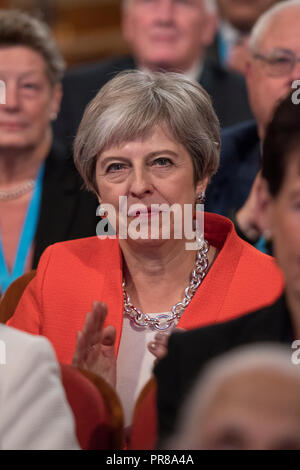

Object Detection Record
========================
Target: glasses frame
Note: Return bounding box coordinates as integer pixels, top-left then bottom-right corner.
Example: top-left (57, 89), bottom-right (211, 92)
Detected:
top-left (252, 48), bottom-right (300, 77)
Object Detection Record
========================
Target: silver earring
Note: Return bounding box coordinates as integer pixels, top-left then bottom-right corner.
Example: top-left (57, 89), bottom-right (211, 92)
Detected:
top-left (196, 192), bottom-right (206, 204)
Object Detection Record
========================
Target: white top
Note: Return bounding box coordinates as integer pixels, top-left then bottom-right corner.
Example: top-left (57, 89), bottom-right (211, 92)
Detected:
top-left (116, 313), bottom-right (178, 428)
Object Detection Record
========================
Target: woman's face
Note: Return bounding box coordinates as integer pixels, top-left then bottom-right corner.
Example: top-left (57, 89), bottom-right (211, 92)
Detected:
top-left (0, 46), bottom-right (61, 151)
top-left (95, 125), bottom-right (207, 245)
top-left (264, 150), bottom-right (300, 296)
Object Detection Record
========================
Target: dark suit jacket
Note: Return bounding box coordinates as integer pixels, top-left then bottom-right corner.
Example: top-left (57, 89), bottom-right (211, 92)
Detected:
top-left (53, 55), bottom-right (252, 150)
top-left (32, 143), bottom-right (98, 268)
top-left (154, 294), bottom-right (292, 443)
top-left (206, 120), bottom-right (260, 216)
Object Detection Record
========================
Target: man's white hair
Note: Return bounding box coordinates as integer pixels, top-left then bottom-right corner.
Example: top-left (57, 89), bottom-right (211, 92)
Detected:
top-left (249, 0), bottom-right (300, 51)
top-left (122, 0), bottom-right (216, 13)
top-left (166, 343), bottom-right (300, 450)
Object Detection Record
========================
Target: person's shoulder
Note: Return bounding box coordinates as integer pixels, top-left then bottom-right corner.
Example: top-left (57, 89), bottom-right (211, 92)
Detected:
top-left (204, 59), bottom-right (246, 86)
top-left (221, 119), bottom-right (259, 155)
top-left (219, 120), bottom-right (259, 166)
top-left (0, 324), bottom-right (55, 370)
top-left (170, 299), bottom-right (281, 352)
top-left (221, 120), bottom-right (258, 141)
top-left (45, 236), bottom-right (118, 257)
top-left (63, 55), bottom-right (136, 85)
top-left (239, 239), bottom-right (282, 272)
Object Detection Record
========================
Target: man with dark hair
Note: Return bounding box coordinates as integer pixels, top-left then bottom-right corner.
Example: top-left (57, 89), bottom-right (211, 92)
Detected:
top-left (154, 91), bottom-right (300, 445)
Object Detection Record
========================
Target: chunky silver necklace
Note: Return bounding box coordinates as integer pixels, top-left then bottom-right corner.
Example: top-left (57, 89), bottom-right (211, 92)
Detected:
top-left (0, 180), bottom-right (35, 201)
top-left (122, 240), bottom-right (209, 331)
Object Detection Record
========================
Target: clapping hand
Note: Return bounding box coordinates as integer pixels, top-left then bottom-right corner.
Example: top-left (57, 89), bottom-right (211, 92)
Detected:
top-left (72, 301), bottom-right (117, 388)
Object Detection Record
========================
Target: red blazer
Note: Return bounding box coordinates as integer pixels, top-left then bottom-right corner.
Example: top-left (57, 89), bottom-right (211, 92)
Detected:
top-left (8, 213), bottom-right (284, 364)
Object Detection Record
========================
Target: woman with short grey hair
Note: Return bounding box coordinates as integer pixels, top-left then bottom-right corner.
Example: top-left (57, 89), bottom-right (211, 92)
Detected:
top-left (9, 70), bottom-right (283, 431)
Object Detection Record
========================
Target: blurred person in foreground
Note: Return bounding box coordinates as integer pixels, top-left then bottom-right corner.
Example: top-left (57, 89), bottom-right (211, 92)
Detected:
top-left (167, 345), bottom-right (300, 450)
top-left (207, 0), bottom-right (300, 251)
top-left (207, 0), bottom-right (282, 74)
top-left (0, 323), bottom-right (79, 450)
top-left (54, 0), bottom-right (252, 150)
top-left (154, 91), bottom-right (300, 442)
top-left (7, 71), bottom-right (282, 430)
top-left (0, 10), bottom-right (98, 294)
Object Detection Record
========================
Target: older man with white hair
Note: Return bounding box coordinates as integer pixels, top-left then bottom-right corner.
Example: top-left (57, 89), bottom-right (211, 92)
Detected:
top-left (207, 0), bottom-right (300, 249)
top-left (167, 345), bottom-right (300, 450)
top-left (54, 0), bottom-right (252, 150)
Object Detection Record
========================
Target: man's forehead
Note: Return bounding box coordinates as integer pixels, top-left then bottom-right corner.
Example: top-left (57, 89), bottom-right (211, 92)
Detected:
top-left (258, 9), bottom-right (300, 49)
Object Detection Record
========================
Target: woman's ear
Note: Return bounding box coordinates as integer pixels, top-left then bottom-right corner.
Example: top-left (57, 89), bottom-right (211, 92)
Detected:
top-left (196, 176), bottom-right (209, 196)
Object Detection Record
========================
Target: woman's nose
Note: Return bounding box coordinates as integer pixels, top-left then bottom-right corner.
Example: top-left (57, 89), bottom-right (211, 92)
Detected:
top-left (3, 83), bottom-right (19, 111)
top-left (129, 169), bottom-right (153, 199)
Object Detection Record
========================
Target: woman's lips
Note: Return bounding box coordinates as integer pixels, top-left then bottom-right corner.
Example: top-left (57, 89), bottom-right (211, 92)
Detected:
top-left (128, 206), bottom-right (165, 219)
top-left (0, 122), bottom-right (25, 130)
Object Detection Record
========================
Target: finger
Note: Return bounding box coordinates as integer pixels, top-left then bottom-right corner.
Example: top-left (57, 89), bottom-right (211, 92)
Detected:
top-left (89, 301), bottom-right (108, 339)
top-left (72, 331), bottom-right (84, 366)
top-left (153, 332), bottom-right (169, 347)
top-left (101, 325), bottom-right (116, 347)
top-left (148, 340), bottom-right (168, 360)
top-left (82, 302), bottom-right (107, 346)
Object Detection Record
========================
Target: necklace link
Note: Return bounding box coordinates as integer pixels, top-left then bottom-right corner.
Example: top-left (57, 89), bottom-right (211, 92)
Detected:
top-left (123, 240), bottom-right (210, 331)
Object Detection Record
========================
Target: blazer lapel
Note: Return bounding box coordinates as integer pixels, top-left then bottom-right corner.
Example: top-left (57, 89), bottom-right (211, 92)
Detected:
top-left (33, 144), bottom-right (81, 267)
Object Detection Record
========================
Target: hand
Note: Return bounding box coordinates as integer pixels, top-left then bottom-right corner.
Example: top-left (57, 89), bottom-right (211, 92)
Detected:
top-left (236, 172), bottom-right (267, 242)
top-left (148, 328), bottom-right (185, 364)
top-left (72, 301), bottom-right (117, 388)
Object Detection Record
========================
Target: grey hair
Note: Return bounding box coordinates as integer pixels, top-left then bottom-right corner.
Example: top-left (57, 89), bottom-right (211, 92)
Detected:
top-left (122, 0), bottom-right (216, 13)
top-left (249, 0), bottom-right (300, 52)
top-left (74, 70), bottom-right (220, 195)
top-left (167, 343), bottom-right (300, 450)
top-left (0, 10), bottom-right (65, 85)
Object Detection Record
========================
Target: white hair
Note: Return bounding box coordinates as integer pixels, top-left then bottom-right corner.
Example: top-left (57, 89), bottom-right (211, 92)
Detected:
top-left (122, 0), bottom-right (216, 14)
top-left (249, 0), bottom-right (300, 51)
top-left (166, 343), bottom-right (300, 450)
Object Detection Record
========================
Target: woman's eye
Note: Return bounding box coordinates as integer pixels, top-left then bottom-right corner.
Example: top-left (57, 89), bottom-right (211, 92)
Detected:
top-left (152, 158), bottom-right (173, 167)
top-left (22, 83), bottom-right (39, 91)
top-left (106, 163), bottom-right (126, 173)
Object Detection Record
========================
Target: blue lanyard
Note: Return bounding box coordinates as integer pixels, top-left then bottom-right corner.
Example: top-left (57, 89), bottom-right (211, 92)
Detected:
top-left (255, 236), bottom-right (268, 254)
top-left (218, 34), bottom-right (229, 65)
top-left (0, 163), bottom-right (45, 293)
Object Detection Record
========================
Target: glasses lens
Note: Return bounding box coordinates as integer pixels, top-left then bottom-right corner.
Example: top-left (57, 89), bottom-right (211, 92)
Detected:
top-left (266, 51), bottom-right (294, 76)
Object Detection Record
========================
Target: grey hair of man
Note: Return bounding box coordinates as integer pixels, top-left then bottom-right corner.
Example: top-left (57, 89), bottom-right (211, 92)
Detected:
top-left (166, 343), bottom-right (300, 450)
top-left (0, 9), bottom-right (65, 86)
top-left (122, 0), bottom-right (217, 13)
top-left (74, 70), bottom-right (220, 195)
top-left (249, 0), bottom-right (300, 52)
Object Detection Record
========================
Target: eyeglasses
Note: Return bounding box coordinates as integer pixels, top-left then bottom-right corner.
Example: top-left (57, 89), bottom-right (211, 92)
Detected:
top-left (252, 48), bottom-right (300, 77)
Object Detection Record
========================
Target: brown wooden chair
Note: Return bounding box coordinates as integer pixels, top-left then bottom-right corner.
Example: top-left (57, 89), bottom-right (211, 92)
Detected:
top-left (79, 368), bottom-right (124, 449)
top-left (128, 377), bottom-right (157, 450)
top-left (61, 365), bottom-right (124, 450)
top-left (0, 270), bottom-right (36, 324)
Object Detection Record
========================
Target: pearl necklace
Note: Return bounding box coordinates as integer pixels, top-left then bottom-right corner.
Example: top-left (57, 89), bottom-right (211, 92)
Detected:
top-left (0, 180), bottom-right (35, 201)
